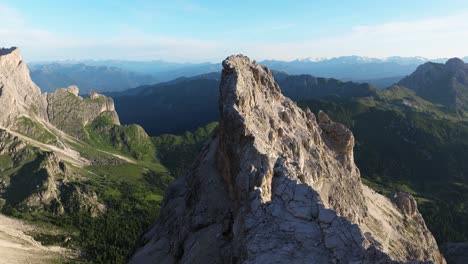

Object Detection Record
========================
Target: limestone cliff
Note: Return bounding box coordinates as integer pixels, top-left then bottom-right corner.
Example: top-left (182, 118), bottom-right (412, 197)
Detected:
top-left (131, 55), bottom-right (445, 264)
top-left (0, 47), bottom-right (45, 127)
top-left (44, 85), bottom-right (120, 138)
top-left (0, 47), bottom-right (119, 138)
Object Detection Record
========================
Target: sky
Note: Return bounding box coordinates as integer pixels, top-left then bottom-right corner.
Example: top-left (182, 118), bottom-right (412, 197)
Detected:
top-left (1, 0), bottom-right (468, 62)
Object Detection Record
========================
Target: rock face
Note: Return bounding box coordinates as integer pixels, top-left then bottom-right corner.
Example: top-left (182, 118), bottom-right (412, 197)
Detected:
top-left (44, 85), bottom-right (120, 138)
top-left (0, 47), bottom-right (45, 127)
top-left (131, 55), bottom-right (445, 263)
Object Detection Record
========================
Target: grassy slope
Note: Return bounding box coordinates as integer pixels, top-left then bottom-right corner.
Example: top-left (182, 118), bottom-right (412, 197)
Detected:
top-left (15, 117), bottom-right (58, 145)
top-left (153, 122), bottom-right (217, 178)
top-left (71, 117), bottom-right (173, 263)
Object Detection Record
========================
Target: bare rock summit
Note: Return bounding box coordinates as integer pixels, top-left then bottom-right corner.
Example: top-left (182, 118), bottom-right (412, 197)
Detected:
top-left (130, 55), bottom-right (445, 264)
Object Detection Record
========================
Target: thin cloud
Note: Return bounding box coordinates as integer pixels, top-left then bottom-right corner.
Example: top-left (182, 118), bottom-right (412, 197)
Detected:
top-left (271, 23), bottom-right (295, 31)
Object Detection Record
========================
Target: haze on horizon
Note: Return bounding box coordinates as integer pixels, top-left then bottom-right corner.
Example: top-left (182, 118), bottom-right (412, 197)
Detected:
top-left (1, 0), bottom-right (468, 63)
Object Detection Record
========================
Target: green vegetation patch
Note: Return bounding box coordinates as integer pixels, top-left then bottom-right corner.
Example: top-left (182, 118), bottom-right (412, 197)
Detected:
top-left (153, 122), bottom-right (217, 177)
top-left (15, 116), bottom-right (57, 145)
top-left (84, 113), bottom-right (156, 162)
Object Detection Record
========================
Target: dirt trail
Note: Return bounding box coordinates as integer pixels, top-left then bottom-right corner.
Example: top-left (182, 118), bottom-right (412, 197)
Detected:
top-left (1, 122), bottom-right (136, 167)
top-left (42, 121), bottom-right (137, 164)
top-left (0, 125), bottom-right (89, 167)
top-left (0, 214), bottom-right (67, 264)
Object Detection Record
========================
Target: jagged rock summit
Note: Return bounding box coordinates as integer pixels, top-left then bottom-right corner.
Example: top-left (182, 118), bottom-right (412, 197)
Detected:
top-left (131, 55), bottom-right (445, 264)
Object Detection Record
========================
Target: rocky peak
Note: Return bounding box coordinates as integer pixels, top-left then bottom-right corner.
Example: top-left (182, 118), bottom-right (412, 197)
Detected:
top-left (392, 192), bottom-right (418, 217)
top-left (445, 57), bottom-right (466, 70)
top-left (0, 47), bottom-right (45, 126)
top-left (131, 55), bottom-right (445, 264)
top-left (44, 86), bottom-right (120, 138)
top-left (67, 85), bottom-right (80, 96)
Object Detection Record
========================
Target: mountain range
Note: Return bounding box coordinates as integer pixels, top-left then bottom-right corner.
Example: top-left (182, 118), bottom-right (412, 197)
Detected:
top-left (29, 63), bottom-right (158, 94)
top-left (29, 56), bottom-right (468, 94)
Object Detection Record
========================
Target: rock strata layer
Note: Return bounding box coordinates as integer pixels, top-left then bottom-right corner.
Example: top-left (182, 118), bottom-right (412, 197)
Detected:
top-left (131, 55), bottom-right (445, 264)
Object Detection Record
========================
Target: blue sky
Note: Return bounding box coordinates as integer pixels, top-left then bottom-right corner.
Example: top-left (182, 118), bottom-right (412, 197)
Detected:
top-left (2, 0), bottom-right (468, 62)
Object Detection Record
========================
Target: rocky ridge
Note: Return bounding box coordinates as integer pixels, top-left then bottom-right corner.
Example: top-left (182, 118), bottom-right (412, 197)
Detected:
top-left (131, 55), bottom-right (445, 264)
top-left (0, 47), bottom-right (120, 138)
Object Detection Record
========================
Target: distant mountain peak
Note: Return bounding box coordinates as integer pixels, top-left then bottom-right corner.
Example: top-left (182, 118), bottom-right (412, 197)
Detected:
top-left (445, 57), bottom-right (466, 69)
top-left (398, 58), bottom-right (468, 110)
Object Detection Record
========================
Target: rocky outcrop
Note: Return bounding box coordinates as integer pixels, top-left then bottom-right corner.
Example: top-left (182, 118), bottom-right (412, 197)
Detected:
top-left (0, 47), bottom-right (46, 127)
top-left (44, 85), bottom-right (120, 138)
top-left (131, 55), bottom-right (445, 264)
top-left (60, 182), bottom-right (105, 217)
top-left (0, 129), bottom-right (27, 155)
top-left (392, 192), bottom-right (418, 217)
